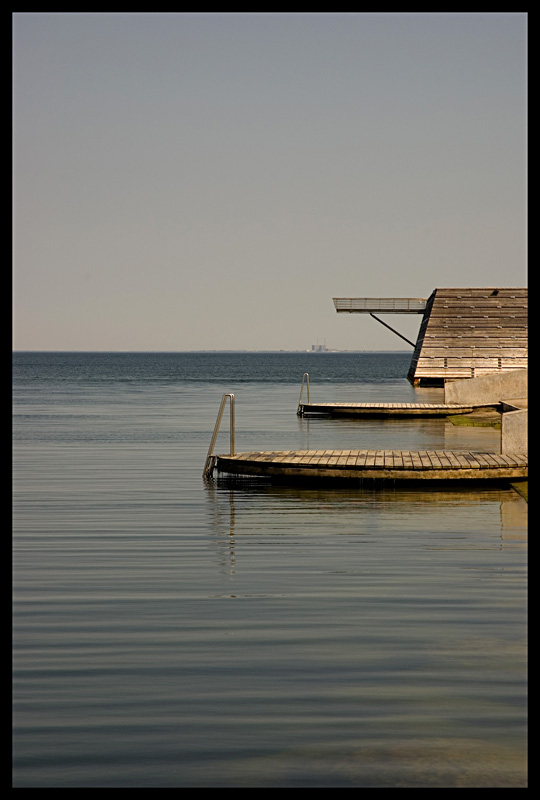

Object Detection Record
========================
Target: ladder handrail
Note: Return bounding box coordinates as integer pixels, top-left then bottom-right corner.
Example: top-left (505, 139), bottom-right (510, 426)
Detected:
top-left (297, 373), bottom-right (310, 415)
top-left (203, 393), bottom-right (235, 478)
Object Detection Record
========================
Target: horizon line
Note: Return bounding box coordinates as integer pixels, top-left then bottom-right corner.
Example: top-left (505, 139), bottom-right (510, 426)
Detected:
top-left (13, 348), bottom-right (412, 354)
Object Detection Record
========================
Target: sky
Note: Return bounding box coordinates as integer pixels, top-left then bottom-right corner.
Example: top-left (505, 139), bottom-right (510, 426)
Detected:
top-left (13, 12), bottom-right (527, 352)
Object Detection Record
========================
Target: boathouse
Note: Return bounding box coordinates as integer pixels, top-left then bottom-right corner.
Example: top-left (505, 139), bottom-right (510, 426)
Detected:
top-left (333, 287), bottom-right (528, 386)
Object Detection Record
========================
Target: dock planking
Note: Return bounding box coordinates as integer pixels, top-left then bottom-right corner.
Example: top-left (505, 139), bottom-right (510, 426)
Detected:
top-left (297, 401), bottom-right (500, 418)
top-left (214, 449), bottom-right (527, 483)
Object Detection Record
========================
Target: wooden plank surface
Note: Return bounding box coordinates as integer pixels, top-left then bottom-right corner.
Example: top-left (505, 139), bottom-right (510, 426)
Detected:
top-left (215, 449), bottom-right (527, 482)
top-left (298, 401), bottom-right (499, 417)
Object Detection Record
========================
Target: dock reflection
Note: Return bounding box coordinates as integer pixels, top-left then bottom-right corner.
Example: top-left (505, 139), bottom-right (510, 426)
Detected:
top-left (204, 477), bottom-right (527, 573)
top-left (294, 413), bottom-right (503, 454)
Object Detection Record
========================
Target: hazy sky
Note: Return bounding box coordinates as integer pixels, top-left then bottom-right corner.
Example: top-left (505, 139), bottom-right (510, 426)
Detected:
top-left (13, 12), bottom-right (527, 351)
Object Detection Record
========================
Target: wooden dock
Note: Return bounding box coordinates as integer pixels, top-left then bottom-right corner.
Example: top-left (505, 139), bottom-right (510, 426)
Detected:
top-left (214, 449), bottom-right (527, 483)
top-left (297, 401), bottom-right (500, 418)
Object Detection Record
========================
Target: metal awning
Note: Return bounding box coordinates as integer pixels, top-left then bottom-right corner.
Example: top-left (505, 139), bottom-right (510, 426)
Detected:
top-left (333, 298), bottom-right (427, 314)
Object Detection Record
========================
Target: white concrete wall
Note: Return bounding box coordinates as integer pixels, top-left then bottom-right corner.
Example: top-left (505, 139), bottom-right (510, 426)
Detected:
top-left (444, 369), bottom-right (527, 405)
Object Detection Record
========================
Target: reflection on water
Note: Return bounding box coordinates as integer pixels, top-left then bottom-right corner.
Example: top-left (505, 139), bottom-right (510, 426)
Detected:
top-left (199, 480), bottom-right (527, 787)
top-left (210, 736), bottom-right (526, 788)
top-left (294, 414), bottom-right (504, 454)
top-left (12, 354), bottom-right (527, 788)
top-left (205, 479), bottom-right (528, 571)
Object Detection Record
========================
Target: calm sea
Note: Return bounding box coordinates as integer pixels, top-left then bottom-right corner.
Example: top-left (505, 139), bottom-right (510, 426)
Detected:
top-left (12, 351), bottom-right (527, 787)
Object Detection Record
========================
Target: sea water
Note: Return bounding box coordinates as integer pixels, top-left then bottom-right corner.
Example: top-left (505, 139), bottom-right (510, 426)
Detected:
top-left (12, 351), bottom-right (527, 787)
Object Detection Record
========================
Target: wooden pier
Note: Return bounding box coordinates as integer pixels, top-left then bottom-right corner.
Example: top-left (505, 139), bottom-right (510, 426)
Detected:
top-left (203, 392), bottom-right (527, 487)
top-left (213, 449), bottom-right (527, 484)
top-left (297, 401), bottom-right (500, 418)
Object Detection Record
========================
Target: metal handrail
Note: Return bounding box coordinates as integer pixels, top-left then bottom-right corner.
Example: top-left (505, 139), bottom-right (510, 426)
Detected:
top-left (333, 297), bottom-right (426, 313)
top-left (297, 373), bottom-right (310, 416)
top-left (203, 393), bottom-right (235, 479)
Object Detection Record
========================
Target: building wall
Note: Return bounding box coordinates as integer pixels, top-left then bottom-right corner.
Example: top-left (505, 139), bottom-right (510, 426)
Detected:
top-left (408, 288), bottom-right (527, 385)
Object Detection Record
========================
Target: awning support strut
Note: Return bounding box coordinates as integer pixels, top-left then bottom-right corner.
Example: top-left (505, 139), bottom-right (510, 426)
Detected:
top-left (369, 313), bottom-right (416, 348)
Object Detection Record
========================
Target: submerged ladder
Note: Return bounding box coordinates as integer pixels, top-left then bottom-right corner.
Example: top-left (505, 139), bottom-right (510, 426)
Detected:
top-left (203, 393), bottom-right (235, 479)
